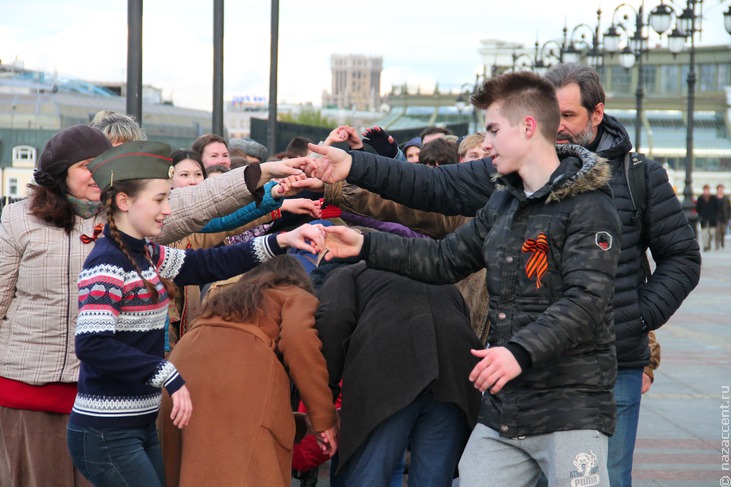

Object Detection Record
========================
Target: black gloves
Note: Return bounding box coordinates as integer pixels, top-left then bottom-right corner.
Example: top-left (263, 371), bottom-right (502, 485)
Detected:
top-left (361, 126), bottom-right (399, 158)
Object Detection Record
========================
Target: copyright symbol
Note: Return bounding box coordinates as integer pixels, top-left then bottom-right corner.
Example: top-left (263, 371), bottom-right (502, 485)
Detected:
top-left (720, 475), bottom-right (731, 487)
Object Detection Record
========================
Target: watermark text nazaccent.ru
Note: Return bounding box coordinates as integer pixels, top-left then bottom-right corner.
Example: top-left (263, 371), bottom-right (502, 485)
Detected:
top-left (721, 385), bottom-right (730, 487)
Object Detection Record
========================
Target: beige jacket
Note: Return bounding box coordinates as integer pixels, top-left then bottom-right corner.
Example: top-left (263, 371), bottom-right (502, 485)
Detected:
top-left (0, 166), bottom-right (261, 385)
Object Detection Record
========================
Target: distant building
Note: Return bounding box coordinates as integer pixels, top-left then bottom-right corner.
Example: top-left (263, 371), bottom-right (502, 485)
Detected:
top-left (322, 54), bottom-right (383, 112)
top-left (377, 41), bottom-right (731, 194)
top-left (0, 62), bottom-right (212, 199)
top-left (477, 40), bottom-right (731, 193)
top-left (224, 94), bottom-right (269, 139)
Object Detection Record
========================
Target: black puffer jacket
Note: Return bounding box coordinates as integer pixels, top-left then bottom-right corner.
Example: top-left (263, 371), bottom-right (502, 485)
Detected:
top-left (362, 146), bottom-right (620, 437)
top-left (582, 114), bottom-right (700, 366)
top-left (348, 115), bottom-right (701, 368)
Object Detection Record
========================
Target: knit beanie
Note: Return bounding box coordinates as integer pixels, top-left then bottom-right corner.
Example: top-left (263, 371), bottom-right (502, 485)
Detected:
top-left (402, 137), bottom-right (422, 152)
top-left (34, 125), bottom-right (112, 187)
top-left (229, 138), bottom-right (268, 162)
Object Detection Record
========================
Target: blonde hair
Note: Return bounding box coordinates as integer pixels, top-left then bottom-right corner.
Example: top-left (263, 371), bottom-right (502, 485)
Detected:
top-left (90, 111), bottom-right (146, 144)
top-left (458, 133), bottom-right (485, 159)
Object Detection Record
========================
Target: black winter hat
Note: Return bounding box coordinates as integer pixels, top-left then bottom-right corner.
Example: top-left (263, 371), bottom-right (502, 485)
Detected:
top-left (34, 125), bottom-right (112, 187)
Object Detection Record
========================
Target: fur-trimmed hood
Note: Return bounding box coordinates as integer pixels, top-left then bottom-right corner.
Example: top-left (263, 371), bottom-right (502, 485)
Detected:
top-left (493, 144), bottom-right (612, 202)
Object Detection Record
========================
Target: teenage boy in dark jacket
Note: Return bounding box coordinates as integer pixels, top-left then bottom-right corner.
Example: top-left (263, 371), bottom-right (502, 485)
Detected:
top-left (313, 72), bottom-right (620, 487)
top-left (298, 64), bottom-right (700, 487)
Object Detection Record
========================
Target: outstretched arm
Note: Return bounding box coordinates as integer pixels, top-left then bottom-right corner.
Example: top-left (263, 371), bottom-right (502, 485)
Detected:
top-left (159, 160), bottom-right (309, 244)
top-left (198, 180), bottom-right (283, 233)
top-left (306, 145), bottom-right (495, 217)
top-left (323, 208), bottom-right (487, 285)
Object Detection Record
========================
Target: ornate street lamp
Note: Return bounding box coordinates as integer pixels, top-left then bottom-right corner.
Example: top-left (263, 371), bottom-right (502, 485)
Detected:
top-left (455, 83), bottom-right (471, 132)
top-left (559, 0), bottom-right (729, 233)
top-left (511, 39), bottom-right (563, 73)
top-left (456, 67), bottom-right (488, 134)
top-left (562, 9), bottom-right (604, 68)
top-left (646, 0), bottom-right (703, 231)
top-left (603, 2), bottom-right (649, 151)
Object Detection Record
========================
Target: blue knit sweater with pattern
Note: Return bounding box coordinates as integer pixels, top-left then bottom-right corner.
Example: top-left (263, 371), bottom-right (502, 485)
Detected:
top-left (71, 225), bottom-right (284, 428)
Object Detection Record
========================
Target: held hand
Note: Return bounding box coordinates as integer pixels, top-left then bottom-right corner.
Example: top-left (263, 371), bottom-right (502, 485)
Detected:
top-left (170, 385), bottom-right (193, 429)
top-left (281, 198), bottom-right (322, 218)
top-left (273, 173), bottom-right (308, 197)
top-left (259, 158), bottom-right (311, 186)
top-left (468, 347), bottom-right (522, 394)
top-left (290, 177), bottom-right (325, 193)
top-left (343, 125), bottom-right (364, 150)
top-left (324, 125), bottom-right (349, 146)
top-left (306, 144), bottom-right (352, 184)
top-left (276, 223), bottom-right (326, 254)
top-left (322, 225), bottom-right (364, 260)
top-left (316, 424), bottom-right (340, 457)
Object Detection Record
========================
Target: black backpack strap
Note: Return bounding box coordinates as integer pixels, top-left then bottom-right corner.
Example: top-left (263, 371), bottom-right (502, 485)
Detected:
top-left (624, 151), bottom-right (651, 279)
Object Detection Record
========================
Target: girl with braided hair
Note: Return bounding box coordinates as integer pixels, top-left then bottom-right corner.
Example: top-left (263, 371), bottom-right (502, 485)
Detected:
top-left (67, 141), bottom-right (327, 487)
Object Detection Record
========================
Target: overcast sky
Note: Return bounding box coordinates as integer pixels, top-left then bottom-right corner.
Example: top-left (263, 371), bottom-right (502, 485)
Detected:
top-left (2, 0), bottom-right (730, 111)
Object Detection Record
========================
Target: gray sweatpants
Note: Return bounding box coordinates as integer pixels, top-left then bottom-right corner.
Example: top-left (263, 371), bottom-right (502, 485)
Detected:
top-left (458, 423), bottom-right (609, 487)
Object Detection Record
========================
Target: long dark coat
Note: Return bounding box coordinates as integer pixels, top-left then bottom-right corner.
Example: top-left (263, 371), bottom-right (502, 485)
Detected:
top-left (316, 263), bottom-right (482, 469)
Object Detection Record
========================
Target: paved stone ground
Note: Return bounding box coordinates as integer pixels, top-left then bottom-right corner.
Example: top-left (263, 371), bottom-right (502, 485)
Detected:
top-left (632, 245), bottom-right (731, 486)
top-left (293, 243), bottom-right (731, 487)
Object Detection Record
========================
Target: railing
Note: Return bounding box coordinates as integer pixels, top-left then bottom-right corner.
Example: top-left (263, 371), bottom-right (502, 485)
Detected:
top-left (0, 196), bottom-right (23, 212)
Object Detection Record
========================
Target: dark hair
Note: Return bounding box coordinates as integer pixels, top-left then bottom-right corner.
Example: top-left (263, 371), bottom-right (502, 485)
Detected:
top-left (269, 151), bottom-right (300, 161)
top-left (100, 180), bottom-right (176, 304)
top-left (419, 138), bottom-right (459, 167)
top-left (205, 164), bottom-right (230, 176)
top-left (472, 71), bottom-right (560, 142)
top-left (27, 178), bottom-right (76, 232)
top-left (229, 156), bottom-right (250, 169)
top-left (544, 63), bottom-right (606, 115)
top-left (198, 255), bottom-right (312, 322)
top-left (229, 147), bottom-right (246, 158)
top-left (286, 136), bottom-right (314, 157)
top-left (171, 149), bottom-right (206, 177)
top-left (191, 134), bottom-right (228, 157)
top-left (419, 126), bottom-right (453, 140)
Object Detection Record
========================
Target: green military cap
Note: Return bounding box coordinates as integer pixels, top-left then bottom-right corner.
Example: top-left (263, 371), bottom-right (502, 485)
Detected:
top-left (89, 141), bottom-right (173, 191)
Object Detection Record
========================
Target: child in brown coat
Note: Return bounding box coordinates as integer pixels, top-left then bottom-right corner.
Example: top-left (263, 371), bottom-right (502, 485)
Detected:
top-left (159, 255), bottom-right (338, 486)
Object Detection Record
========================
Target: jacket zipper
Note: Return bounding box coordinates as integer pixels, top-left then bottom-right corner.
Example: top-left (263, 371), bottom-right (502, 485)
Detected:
top-left (59, 231), bottom-right (72, 381)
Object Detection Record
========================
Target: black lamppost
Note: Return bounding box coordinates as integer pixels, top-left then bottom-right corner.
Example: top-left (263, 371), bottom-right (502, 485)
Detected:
top-left (126, 0), bottom-right (143, 125)
top-left (455, 68), bottom-right (487, 134)
top-left (267, 0), bottom-right (279, 155)
top-left (455, 82), bottom-right (473, 133)
top-left (511, 39), bottom-right (564, 73)
top-left (562, 8), bottom-right (605, 69)
top-left (603, 1), bottom-right (650, 151)
top-left (647, 0), bottom-right (703, 230)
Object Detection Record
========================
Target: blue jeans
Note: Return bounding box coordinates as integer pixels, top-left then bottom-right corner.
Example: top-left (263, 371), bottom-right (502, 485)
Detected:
top-left (607, 367), bottom-right (643, 487)
top-left (67, 421), bottom-right (164, 487)
top-left (330, 392), bottom-right (469, 487)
